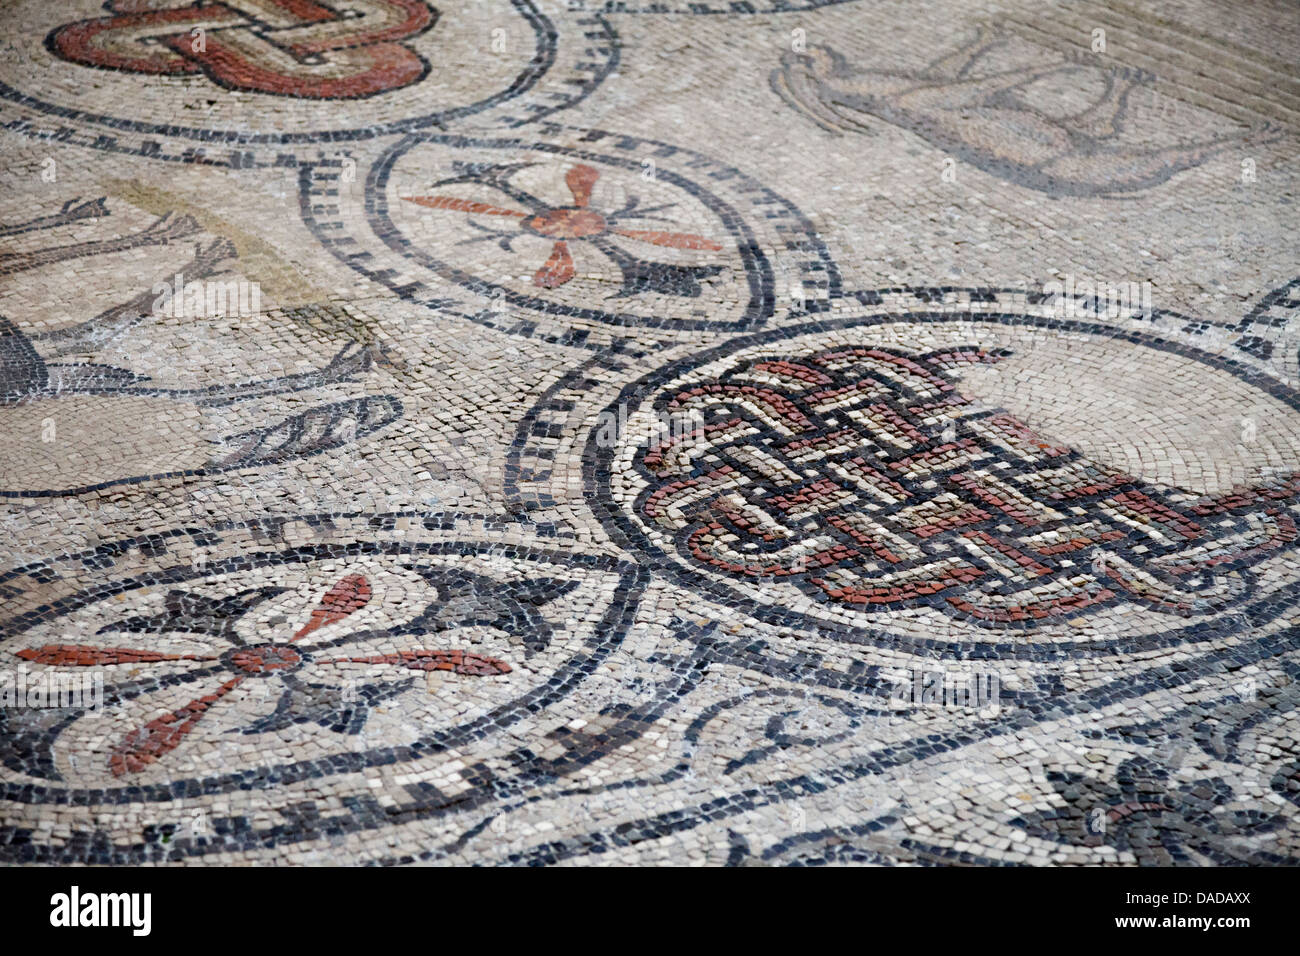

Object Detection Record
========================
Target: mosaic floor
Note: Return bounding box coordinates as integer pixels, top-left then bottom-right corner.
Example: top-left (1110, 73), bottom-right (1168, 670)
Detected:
top-left (1, 0), bottom-right (1298, 866)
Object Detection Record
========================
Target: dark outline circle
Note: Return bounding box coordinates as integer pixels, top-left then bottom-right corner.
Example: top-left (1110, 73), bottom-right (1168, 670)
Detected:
top-left (0, 533), bottom-right (645, 805)
top-left (0, 0), bottom-right (565, 145)
top-left (585, 309), bottom-right (1300, 657)
top-left (364, 130), bottom-right (776, 330)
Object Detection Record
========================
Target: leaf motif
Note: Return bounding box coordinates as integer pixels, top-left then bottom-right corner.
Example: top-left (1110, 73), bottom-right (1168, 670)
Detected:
top-left (321, 649), bottom-right (511, 676)
top-left (291, 574), bottom-right (371, 642)
top-left (17, 645), bottom-right (214, 666)
top-left (109, 677), bottom-right (243, 776)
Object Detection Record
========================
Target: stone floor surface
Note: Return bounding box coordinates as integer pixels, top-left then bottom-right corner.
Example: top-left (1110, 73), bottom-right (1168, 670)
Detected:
top-left (0, 0), bottom-right (1298, 866)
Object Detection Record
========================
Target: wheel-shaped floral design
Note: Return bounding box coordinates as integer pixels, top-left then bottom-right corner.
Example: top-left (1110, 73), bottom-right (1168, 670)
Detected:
top-left (306, 127), bottom-right (838, 338)
top-left (17, 572), bottom-right (519, 778)
top-left (0, 517), bottom-right (641, 800)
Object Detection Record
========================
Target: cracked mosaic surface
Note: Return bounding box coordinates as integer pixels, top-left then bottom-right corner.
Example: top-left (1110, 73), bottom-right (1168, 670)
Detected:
top-left (1, 0), bottom-right (1298, 866)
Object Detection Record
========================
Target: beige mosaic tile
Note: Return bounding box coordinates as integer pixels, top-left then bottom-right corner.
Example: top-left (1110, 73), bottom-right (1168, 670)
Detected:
top-left (1, 0), bottom-right (1298, 866)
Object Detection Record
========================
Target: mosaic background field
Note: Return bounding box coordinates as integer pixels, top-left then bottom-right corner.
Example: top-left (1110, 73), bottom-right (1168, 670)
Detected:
top-left (1, 0), bottom-right (1298, 865)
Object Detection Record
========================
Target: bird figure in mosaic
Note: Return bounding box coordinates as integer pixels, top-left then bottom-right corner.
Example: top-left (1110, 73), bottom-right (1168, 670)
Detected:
top-left (771, 28), bottom-right (1274, 198)
top-left (0, 199), bottom-right (401, 495)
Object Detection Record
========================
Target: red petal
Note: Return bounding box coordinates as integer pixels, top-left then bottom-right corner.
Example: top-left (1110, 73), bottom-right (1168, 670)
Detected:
top-left (401, 196), bottom-right (527, 218)
top-left (292, 574), bottom-right (372, 642)
top-left (566, 165), bottom-right (599, 208)
top-left (320, 650), bottom-right (511, 676)
top-left (16, 645), bottom-right (215, 666)
top-left (109, 677), bottom-right (243, 777)
top-left (533, 241), bottom-right (575, 289)
top-left (612, 228), bottom-right (723, 251)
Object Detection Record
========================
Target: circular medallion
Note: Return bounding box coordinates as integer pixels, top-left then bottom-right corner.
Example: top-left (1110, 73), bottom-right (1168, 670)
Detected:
top-left (303, 126), bottom-right (839, 340)
top-left (567, 307), bottom-right (1300, 652)
top-left (0, 1), bottom-right (617, 163)
top-left (0, 513), bottom-right (643, 860)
